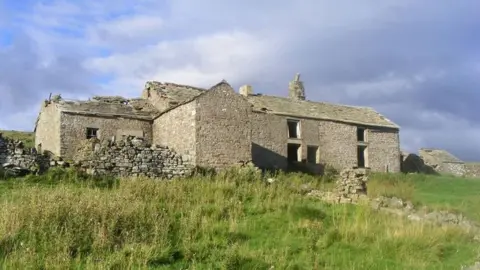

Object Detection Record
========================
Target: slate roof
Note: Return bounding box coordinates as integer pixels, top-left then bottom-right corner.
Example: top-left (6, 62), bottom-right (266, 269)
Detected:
top-left (44, 80), bottom-right (400, 129)
top-left (419, 148), bottom-right (464, 164)
top-left (246, 95), bottom-right (399, 128)
top-left (144, 81), bottom-right (399, 128)
top-left (56, 96), bottom-right (159, 120)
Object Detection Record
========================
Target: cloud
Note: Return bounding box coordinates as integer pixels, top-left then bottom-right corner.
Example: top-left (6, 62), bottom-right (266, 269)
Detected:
top-left (1, 0), bottom-right (480, 161)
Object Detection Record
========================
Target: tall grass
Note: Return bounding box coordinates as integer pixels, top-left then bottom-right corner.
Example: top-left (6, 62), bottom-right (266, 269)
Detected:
top-left (0, 169), bottom-right (478, 269)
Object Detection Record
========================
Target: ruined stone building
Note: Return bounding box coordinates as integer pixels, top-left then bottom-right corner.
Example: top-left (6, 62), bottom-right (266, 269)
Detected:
top-left (34, 74), bottom-right (402, 174)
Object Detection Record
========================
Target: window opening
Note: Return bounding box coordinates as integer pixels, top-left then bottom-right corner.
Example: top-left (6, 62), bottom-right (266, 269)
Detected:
top-left (307, 146), bottom-right (319, 164)
top-left (287, 143), bottom-right (301, 162)
top-left (86, 128), bottom-right (99, 139)
top-left (287, 120), bottom-right (300, 138)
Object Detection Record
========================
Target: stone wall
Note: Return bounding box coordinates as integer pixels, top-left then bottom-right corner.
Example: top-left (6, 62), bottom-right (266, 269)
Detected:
top-left (1, 132), bottom-right (193, 179)
top-left (367, 128), bottom-right (401, 173)
top-left (59, 112), bottom-right (153, 161)
top-left (0, 134), bottom-right (53, 175)
top-left (465, 163), bottom-right (480, 178)
top-left (251, 112), bottom-right (288, 171)
top-left (194, 82), bottom-right (252, 169)
top-left (153, 101), bottom-right (196, 164)
top-left (250, 111), bottom-right (401, 174)
top-left (78, 137), bottom-right (193, 178)
top-left (438, 162), bottom-right (466, 177)
top-left (307, 168), bottom-right (369, 204)
top-left (318, 121), bottom-right (358, 169)
top-left (35, 100), bottom-right (62, 156)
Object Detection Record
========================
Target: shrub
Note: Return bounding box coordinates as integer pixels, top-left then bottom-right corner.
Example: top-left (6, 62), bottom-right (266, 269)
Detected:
top-left (323, 165), bottom-right (339, 183)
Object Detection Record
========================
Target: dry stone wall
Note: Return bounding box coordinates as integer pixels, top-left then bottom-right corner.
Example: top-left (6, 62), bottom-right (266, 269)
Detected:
top-left (0, 133), bottom-right (54, 176)
top-left (75, 137), bottom-right (194, 178)
top-left (1, 132), bottom-right (194, 179)
top-left (465, 163), bottom-right (480, 178)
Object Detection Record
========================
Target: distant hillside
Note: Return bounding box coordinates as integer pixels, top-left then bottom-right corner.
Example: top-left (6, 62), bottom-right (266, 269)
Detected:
top-left (0, 130), bottom-right (35, 148)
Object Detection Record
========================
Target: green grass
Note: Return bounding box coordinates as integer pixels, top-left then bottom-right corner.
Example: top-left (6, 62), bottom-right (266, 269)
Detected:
top-left (368, 172), bottom-right (480, 222)
top-left (0, 168), bottom-right (479, 269)
top-left (0, 130), bottom-right (35, 148)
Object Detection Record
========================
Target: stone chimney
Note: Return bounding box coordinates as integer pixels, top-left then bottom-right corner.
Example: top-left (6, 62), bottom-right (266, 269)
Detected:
top-left (239, 85), bottom-right (253, 96)
top-left (288, 73), bottom-right (305, 100)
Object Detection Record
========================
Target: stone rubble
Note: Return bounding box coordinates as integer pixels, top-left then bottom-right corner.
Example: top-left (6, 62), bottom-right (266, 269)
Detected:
top-left (307, 168), bottom-right (370, 204)
top-left (0, 133), bottom-right (51, 176)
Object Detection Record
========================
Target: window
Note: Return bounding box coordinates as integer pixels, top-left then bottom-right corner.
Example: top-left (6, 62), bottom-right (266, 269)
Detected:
top-left (357, 127), bottom-right (365, 142)
top-left (86, 128), bottom-right (99, 139)
top-left (287, 143), bottom-right (301, 162)
top-left (307, 146), bottom-right (319, 164)
top-left (357, 145), bottom-right (368, 168)
top-left (287, 119), bottom-right (300, 138)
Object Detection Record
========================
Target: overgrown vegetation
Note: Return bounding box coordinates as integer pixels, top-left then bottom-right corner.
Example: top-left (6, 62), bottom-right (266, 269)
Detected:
top-left (0, 168), bottom-right (479, 269)
top-left (0, 130), bottom-right (34, 148)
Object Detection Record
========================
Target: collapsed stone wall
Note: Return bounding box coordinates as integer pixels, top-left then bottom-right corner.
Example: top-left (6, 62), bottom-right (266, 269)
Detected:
top-left (307, 168), bottom-right (480, 233)
top-left (307, 167), bottom-right (480, 270)
top-left (76, 137), bottom-right (194, 178)
top-left (0, 133), bottom-right (53, 175)
top-left (307, 168), bottom-right (370, 204)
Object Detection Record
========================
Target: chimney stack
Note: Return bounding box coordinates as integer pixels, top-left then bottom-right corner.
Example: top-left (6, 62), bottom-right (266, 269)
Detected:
top-left (239, 85), bottom-right (253, 96)
top-left (288, 73), bottom-right (305, 100)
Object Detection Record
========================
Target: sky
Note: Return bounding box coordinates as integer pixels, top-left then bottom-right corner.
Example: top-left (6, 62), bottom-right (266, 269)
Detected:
top-left (0, 1), bottom-right (480, 161)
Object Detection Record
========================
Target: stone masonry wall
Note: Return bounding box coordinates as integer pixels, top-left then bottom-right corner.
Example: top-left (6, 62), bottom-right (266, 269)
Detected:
top-left (60, 112), bottom-right (153, 161)
top-left (250, 111), bottom-right (401, 174)
top-left (153, 101), bottom-right (196, 164)
top-left (318, 121), bottom-right (358, 169)
top-left (195, 83), bottom-right (252, 169)
top-left (251, 112), bottom-right (288, 171)
top-left (35, 101), bottom-right (62, 156)
top-left (78, 137), bottom-right (193, 178)
top-left (366, 128), bottom-right (401, 173)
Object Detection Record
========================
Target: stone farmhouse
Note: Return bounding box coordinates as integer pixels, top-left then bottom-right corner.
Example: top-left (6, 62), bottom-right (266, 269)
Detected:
top-left (34, 74), bottom-right (401, 174)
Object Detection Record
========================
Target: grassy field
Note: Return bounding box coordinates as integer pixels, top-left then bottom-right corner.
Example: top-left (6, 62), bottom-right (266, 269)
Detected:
top-left (0, 168), bottom-right (479, 269)
top-left (368, 173), bottom-right (480, 222)
top-left (0, 130), bottom-right (34, 148)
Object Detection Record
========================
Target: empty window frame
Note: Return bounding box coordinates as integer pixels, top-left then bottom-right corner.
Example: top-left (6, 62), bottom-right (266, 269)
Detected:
top-left (86, 127), bottom-right (99, 139)
top-left (287, 143), bottom-right (302, 162)
top-left (307, 145), bottom-right (319, 164)
top-left (357, 127), bottom-right (366, 142)
top-left (357, 145), bottom-right (368, 168)
top-left (287, 119), bottom-right (300, 138)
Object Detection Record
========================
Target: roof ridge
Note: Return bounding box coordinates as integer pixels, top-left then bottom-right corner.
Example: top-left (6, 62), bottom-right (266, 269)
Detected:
top-left (251, 93), bottom-right (381, 110)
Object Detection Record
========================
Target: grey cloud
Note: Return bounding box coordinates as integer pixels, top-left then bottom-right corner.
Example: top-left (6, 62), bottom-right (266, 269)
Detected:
top-left (0, 32), bottom-right (95, 130)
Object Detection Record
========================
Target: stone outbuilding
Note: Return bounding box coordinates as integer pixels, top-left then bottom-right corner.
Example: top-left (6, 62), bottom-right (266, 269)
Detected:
top-left (34, 75), bottom-right (402, 174)
top-left (418, 148), bottom-right (466, 176)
